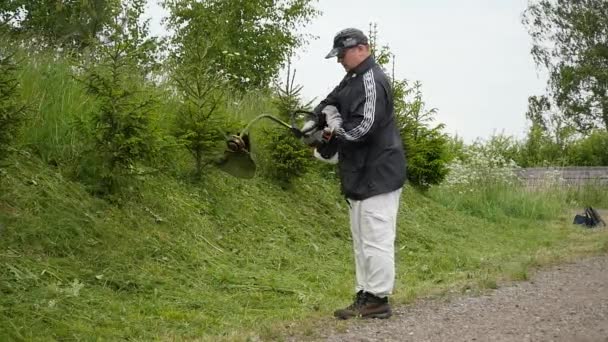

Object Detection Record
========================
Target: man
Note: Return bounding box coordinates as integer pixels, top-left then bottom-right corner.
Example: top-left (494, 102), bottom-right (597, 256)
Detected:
top-left (314, 28), bottom-right (407, 320)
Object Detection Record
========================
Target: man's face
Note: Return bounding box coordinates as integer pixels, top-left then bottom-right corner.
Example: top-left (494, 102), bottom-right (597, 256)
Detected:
top-left (337, 45), bottom-right (366, 71)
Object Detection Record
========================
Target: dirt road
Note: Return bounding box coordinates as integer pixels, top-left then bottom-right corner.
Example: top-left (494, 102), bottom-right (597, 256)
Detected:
top-left (319, 255), bottom-right (608, 342)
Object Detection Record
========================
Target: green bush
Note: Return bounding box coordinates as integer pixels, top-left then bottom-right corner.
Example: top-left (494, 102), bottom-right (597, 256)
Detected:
top-left (261, 127), bottom-right (311, 188)
top-left (394, 80), bottom-right (451, 189)
top-left (76, 61), bottom-right (159, 195)
top-left (404, 126), bottom-right (451, 189)
top-left (568, 131), bottom-right (608, 166)
top-left (257, 64), bottom-right (313, 187)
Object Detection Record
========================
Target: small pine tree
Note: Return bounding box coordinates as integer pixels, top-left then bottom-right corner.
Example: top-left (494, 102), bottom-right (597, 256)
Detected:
top-left (395, 80), bottom-right (451, 189)
top-left (368, 23), bottom-right (451, 189)
top-left (263, 62), bottom-right (312, 187)
top-left (76, 0), bottom-right (160, 196)
top-left (264, 129), bottom-right (312, 187)
top-left (170, 39), bottom-right (235, 179)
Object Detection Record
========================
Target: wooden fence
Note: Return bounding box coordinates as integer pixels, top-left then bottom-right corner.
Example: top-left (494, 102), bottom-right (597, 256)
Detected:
top-left (515, 167), bottom-right (608, 187)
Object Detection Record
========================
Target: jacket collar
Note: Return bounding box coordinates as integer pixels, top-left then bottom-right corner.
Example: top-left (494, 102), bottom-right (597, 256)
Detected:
top-left (350, 55), bottom-right (376, 76)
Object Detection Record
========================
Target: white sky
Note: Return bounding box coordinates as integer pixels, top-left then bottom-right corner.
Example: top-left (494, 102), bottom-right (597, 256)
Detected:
top-left (146, 0), bottom-right (547, 142)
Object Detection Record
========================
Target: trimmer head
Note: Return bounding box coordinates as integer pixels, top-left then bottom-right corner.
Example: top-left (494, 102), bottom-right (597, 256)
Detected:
top-left (216, 134), bottom-right (256, 179)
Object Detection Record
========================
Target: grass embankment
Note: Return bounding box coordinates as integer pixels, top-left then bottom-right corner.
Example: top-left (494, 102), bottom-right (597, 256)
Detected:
top-left (2, 50), bottom-right (607, 340)
top-left (1, 153), bottom-right (607, 341)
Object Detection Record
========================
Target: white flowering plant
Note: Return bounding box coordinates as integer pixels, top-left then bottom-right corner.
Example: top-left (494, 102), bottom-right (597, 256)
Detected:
top-left (440, 144), bottom-right (522, 191)
top-left (428, 138), bottom-right (567, 222)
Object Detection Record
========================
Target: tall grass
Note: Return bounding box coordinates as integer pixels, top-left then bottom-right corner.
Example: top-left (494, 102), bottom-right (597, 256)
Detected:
top-left (429, 176), bottom-right (608, 224)
top-left (428, 181), bottom-right (568, 222)
top-left (564, 181), bottom-right (608, 208)
top-left (16, 52), bottom-right (96, 164)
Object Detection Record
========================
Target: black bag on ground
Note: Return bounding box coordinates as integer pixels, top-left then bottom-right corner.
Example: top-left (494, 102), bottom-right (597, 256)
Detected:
top-left (573, 207), bottom-right (606, 228)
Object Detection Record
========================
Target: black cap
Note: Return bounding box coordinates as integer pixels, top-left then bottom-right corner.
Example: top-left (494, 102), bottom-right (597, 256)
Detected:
top-left (325, 28), bottom-right (369, 59)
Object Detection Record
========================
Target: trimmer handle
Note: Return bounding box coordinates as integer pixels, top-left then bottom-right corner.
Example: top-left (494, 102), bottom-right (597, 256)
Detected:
top-left (290, 110), bottom-right (318, 138)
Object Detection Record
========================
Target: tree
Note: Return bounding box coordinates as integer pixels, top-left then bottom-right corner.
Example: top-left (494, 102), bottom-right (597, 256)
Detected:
top-left (517, 95), bottom-right (576, 166)
top-left (164, 0), bottom-right (317, 178)
top-left (163, 0), bottom-right (318, 91)
top-left (76, 0), bottom-right (161, 195)
top-left (368, 23), bottom-right (451, 189)
top-left (394, 80), bottom-right (451, 188)
top-left (523, 0), bottom-right (608, 132)
top-left (0, 0), bottom-right (120, 49)
top-left (262, 62), bottom-right (313, 187)
top-left (170, 39), bottom-right (233, 178)
top-left (165, 4), bottom-right (237, 179)
top-left (569, 130), bottom-right (608, 166)
top-left (368, 23), bottom-right (392, 66)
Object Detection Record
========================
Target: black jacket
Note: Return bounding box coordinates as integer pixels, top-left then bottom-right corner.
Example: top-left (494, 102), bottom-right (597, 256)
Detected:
top-left (316, 56), bottom-right (406, 200)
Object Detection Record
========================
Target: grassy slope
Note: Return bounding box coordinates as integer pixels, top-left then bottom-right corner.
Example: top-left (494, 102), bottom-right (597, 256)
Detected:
top-left (1, 154), bottom-right (607, 341)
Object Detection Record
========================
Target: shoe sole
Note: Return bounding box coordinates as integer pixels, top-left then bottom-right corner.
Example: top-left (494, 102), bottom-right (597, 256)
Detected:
top-left (362, 311), bottom-right (392, 319)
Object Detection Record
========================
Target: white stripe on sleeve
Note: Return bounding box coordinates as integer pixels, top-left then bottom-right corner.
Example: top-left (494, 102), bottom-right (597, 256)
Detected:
top-left (341, 69), bottom-right (376, 141)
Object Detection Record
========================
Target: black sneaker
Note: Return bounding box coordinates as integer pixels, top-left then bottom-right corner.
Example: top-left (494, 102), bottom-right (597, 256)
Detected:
top-left (333, 291), bottom-right (392, 320)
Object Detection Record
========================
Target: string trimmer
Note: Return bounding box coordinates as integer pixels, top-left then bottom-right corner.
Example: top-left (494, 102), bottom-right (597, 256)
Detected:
top-left (217, 110), bottom-right (324, 179)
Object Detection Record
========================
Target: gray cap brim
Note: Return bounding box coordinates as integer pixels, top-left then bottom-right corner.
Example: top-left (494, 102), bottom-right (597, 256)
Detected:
top-left (325, 47), bottom-right (341, 59)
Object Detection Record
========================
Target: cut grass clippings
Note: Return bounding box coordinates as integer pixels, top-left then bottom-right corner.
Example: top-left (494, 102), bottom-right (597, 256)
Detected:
top-left (1, 154), bottom-right (607, 341)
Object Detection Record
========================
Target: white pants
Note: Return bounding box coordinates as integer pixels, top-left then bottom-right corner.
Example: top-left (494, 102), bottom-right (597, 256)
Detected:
top-left (348, 188), bottom-right (402, 298)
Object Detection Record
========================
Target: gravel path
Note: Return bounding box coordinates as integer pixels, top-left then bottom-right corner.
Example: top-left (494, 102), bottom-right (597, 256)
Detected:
top-left (319, 255), bottom-right (608, 342)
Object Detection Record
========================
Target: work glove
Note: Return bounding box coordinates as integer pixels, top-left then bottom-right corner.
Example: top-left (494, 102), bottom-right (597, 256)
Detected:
top-left (320, 105), bottom-right (342, 141)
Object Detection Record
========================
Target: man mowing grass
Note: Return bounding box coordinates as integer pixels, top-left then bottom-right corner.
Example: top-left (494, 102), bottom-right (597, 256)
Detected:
top-left (313, 28), bottom-right (406, 319)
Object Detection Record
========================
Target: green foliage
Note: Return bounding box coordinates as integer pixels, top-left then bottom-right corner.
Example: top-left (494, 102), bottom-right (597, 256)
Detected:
top-left (75, 1), bottom-right (161, 195)
top-left (173, 103), bottom-right (232, 178)
top-left (368, 23), bottom-right (392, 66)
top-left (569, 130), bottom-right (608, 166)
top-left (517, 124), bottom-right (562, 167)
top-left (260, 63), bottom-right (312, 187)
top-left (474, 134), bottom-right (521, 166)
top-left (394, 80), bottom-right (451, 189)
top-left (445, 135), bottom-right (466, 161)
top-left (164, 0), bottom-right (318, 177)
top-left (367, 25), bottom-right (450, 188)
top-left (517, 96), bottom-right (566, 167)
top-left (524, 0), bottom-right (608, 132)
top-left (441, 140), bottom-right (520, 191)
top-left (432, 143), bottom-right (564, 223)
top-left (16, 52), bottom-right (95, 164)
top-left (404, 127), bottom-right (451, 189)
top-left (169, 39), bottom-right (235, 178)
top-left (0, 45), bottom-right (27, 160)
top-left (514, 97), bottom-right (608, 167)
top-left (163, 0), bottom-right (319, 91)
top-left (263, 128), bottom-right (311, 187)
top-left (0, 0), bottom-right (121, 49)
top-left (457, 127), bottom-right (608, 169)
